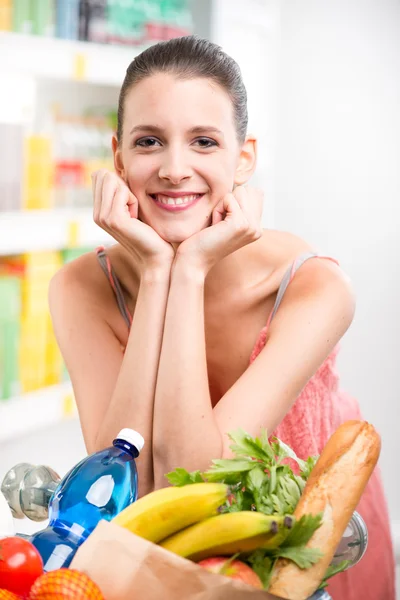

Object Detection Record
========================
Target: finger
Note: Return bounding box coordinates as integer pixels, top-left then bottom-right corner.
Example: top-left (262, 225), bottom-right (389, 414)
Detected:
top-left (98, 172), bottom-right (120, 227)
top-left (92, 169), bottom-right (107, 223)
top-left (212, 193), bottom-right (241, 225)
top-left (126, 190), bottom-right (139, 220)
top-left (232, 185), bottom-right (247, 210)
top-left (211, 198), bottom-right (225, 225)
top-left (110, 184), bottom-right (139, 229)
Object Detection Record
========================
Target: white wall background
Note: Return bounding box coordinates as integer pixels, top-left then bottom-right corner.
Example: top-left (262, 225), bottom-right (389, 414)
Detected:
top-left (273, 0), bottom-right (400, 532)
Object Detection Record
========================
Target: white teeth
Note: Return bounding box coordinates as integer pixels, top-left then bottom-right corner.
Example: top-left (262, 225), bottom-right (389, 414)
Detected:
top-left (154, 194), bottom-right (200, 206)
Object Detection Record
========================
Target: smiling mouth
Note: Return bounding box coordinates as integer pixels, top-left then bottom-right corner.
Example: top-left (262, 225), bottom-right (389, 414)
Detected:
top-left (149, 193), bottom-right (204, 211)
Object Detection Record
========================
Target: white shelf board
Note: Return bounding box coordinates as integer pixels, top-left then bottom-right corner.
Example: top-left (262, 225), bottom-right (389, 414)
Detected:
top-left (0, 382), bottom-right (77, 444)
top-left (0, 209), bottom-right (113, 255)
top-left (0, 32), bottom-right (144, 87)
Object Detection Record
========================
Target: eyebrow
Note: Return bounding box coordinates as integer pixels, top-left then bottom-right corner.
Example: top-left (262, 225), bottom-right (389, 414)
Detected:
top-left (129, 124), bottom-right (224, 137)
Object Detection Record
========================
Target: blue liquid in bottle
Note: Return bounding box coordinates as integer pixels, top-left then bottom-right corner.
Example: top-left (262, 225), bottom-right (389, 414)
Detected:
top-left (30, 428), bottom-right (144, 572)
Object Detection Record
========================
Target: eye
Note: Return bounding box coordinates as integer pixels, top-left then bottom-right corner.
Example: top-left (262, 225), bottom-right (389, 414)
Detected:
top-left (194, 137), bottom-right (218, 149)
top-left (134, 137), bottom-right (162, 148)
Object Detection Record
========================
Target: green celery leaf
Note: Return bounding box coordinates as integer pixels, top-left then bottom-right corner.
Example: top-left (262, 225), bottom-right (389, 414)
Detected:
top-left (300, 455), bottom-right (319, 479)
top-left (282, 513), bottom-right (323, 547)
top-left (165, 468), bottom-right (205, 486)
top-left (319, 560), bottom-right (351, 588)
top-left (247, 550), bottom-right (276, 589)
top-left (257, 492), bottom-right (276, 515)
top-left (268, 465), bottom-right (277, 494)
top-left (228, 428), bottom-right (275, 463)
top-left (204, 458), bottom-right (255, 484)
top-left (271, 436), bottom-right (307, 470)
top-left (293, 474), bottom-right (306, 493)
top-left (276, 474), bottom-right (302, 513)
top-left (270, 493), bottom-right (284, 514)
top-left (245, 466), bottom-right (267, 493)
top-left (274, 546), bottom-right (323, 569)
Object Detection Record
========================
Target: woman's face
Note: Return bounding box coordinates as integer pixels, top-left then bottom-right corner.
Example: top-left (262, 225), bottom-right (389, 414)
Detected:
top-left (113, 73), bottom-right (256, 243)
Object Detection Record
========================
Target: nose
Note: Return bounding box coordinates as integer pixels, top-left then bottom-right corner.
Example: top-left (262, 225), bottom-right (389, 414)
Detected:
top-left (158, 147), bottom-right (192, 184)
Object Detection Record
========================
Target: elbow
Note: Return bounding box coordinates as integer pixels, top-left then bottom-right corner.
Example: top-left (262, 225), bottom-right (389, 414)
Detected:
top-left (152, 433), bottom-right (224, 489)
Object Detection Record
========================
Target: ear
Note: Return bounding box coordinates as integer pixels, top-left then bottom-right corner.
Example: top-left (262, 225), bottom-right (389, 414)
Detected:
top-left (234, 135), bottom-right (257, 185)
top-left (112, 135), bottom-right (126, 180)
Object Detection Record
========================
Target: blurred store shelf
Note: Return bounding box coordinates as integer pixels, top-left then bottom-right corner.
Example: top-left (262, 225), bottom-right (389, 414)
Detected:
top-left (0, 382), bottom-right (77, 443)
top-left (0, 32), bottom-right (142, 86)
top-left (0, 209), bottom-right (113, 255)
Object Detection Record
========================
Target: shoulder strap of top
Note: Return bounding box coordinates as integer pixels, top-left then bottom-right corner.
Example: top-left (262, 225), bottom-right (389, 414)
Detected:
top-left (265, 252), bottom-right (339, 329)
top-left (96, 246), bottom-right (132, 329)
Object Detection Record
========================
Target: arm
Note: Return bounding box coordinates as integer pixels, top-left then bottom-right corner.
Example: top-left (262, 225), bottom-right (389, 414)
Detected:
top-left (152, 254), bottom-right (355, 488)
top-left (50, 169), bottom-right (175, 496)
top-left (49, 262), bottom-right (170, 497)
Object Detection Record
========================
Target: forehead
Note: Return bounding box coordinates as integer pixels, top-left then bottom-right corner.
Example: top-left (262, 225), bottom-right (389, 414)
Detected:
top-left (123, 73), bottom-right (235, 133)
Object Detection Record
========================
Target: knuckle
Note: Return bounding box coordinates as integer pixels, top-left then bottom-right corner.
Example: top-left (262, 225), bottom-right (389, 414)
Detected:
top-left (98, 211), bottom-right (108, 227)
top-left (253, 227), bottom-right (262, 241)
top-left (108, 215), bottom-right (119, 230)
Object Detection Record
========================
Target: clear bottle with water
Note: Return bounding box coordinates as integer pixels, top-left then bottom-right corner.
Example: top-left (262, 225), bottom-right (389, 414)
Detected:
top-left (29, 428), bottom-right (144, 572)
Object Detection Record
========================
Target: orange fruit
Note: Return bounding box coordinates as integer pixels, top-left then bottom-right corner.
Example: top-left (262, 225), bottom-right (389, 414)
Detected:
top-left (28, 569), bottom-right (104, 600)
top-left (0, 591), bottom-right (21, 600)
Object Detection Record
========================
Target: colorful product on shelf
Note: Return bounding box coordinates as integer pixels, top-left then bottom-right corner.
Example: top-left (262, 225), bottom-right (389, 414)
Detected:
top-left (1, 252), bottom-right (63, 393)
top-left (30, 428), bottom-right (144, 571)
top-left (23, 135), bottom-right (53, 210)
top-left (5, 0), bottom-right (193, 43)
top-left (52, 113), bottom-right (114, 208)
top-left (0, 274), bottom-right (21, 400)
top-left (31, 0), bottom-right (54, 37)
top-left (0, 247), bottom-right (96, 402)
top-left (56, 0), bottom-right (79, 40)
top-left (0, 122), bottom-right (24, 212)
top-left (0, 0), bottom-right (12, 31)
top-left (12, 0), bottom-right (32, 34)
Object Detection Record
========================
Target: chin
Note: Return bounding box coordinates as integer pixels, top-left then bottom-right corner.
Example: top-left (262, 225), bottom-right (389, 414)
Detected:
top-left (153, 221), bottom-right (209, 245)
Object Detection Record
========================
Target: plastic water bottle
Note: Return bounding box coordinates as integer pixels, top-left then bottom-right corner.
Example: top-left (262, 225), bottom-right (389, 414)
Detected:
top-left (30, 428), bottom-right (144, 572)
top-left (1, 463), bottom-right (61, 521)
top-left (309, 591), bottom-right (332, 600)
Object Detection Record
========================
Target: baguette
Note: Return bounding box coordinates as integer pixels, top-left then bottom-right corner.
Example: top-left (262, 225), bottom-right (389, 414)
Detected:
top-left (268, 420), bottom-right (381, 600)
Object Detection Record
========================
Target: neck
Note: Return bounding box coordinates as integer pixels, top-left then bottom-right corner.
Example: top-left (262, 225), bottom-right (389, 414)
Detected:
top-left (204, 249), bottom-right (251, 297)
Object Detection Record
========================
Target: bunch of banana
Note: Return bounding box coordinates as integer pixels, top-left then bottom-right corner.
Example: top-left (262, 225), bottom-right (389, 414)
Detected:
top-left (112, 482), bottom-right (228, 543)
top-left (160, 511), bottom-right (295, 562)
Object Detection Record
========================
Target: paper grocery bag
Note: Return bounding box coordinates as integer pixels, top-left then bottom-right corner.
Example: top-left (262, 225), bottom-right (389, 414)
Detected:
top-left (71, 520), bottom-right (275, 600)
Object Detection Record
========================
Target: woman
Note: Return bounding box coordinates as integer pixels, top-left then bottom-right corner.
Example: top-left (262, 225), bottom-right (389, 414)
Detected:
top-left (49, 37), bottom-right (394, 598)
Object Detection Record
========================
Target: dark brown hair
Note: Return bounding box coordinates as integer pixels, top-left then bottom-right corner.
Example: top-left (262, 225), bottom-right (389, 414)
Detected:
top-left (117, 35), bottom-right (248, 144)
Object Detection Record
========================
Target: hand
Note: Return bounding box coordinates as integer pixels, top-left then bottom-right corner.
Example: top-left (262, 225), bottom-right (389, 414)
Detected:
top-left (92, 170), bottom-right (175, 274)
top-left (175, 186), bottom-right (263, 275)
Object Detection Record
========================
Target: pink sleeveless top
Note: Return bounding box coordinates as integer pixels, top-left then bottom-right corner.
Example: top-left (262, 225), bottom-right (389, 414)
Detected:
top-left (95, 247), bottom-right (396, 598)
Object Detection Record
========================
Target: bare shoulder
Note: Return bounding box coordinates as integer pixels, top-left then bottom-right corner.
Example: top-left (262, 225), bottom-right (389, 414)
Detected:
top-left (259, 229), bottom-right (313, 266)
top-left (50, 252), bottom-right (106, 307)
top-left (253, 229), bottom-right (355, 316)
top-left (48, 250), bottom-right (120, 329)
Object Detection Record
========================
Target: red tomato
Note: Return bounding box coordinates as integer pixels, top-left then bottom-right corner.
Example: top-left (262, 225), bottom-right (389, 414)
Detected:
top-left (0, 537), bottom-right (43, 597)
